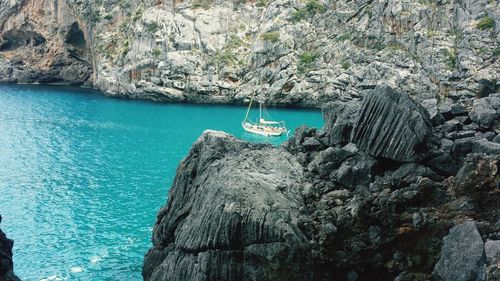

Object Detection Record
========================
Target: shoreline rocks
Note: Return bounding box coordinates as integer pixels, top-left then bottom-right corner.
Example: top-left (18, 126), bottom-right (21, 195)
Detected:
top-left (1, 0), bottom-right (499, 107)
top-left (144, 85), bottom-right (500, 280)
top-left (0, 215), bottom-right (20, 281)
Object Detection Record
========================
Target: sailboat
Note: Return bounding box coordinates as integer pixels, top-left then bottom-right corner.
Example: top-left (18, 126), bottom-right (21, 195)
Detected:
top-left (242, 99), bottom-right (288, 137)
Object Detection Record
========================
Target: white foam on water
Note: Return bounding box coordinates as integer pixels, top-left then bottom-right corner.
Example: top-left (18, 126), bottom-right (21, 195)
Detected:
top-left (90, 255), bottom-right (102, 264)
top-left (70, 267), bottom-right (84, 273)
top-left (39, 274), bottom-right (63, 281)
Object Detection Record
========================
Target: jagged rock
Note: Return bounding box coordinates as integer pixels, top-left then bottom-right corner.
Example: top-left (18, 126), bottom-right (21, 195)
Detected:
top-left (321, 101), bottom-right (361, 146)
top-left (422, 99), bottom-right (445, 125)
top-left (284, 126), bottom-right (317, 154)
top-left (144, 89), bottom-right (500, 281)
top-left (469, 99), bottom-right (499, 129)
top-left (442, 119), bottom-right (462, 133)
top-left (427, 154), bottom-right (460, 177)
top-left (434, 221), bottom-right (486, 281)
top-left (0, 215), bottom-right (20, 281)
top-left (351, 85), bottom-right (434, 162)
top-left (143, 131), bottom-right (309, 281)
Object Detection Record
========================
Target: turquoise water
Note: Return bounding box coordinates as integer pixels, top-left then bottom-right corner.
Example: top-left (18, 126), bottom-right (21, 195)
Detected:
top-left (0, 84), bottom-right (323, 281)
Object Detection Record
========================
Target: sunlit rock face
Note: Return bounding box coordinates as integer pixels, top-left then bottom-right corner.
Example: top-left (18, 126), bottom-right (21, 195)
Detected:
top-left (1, 0), bottom-right (498, 106)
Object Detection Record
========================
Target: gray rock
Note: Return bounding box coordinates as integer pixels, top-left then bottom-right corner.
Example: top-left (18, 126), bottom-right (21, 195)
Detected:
top-left (434, 221), bottom-right (486, 281)
top-left (442, 119), bottom-right (462, 133)
top-left (321, 101), bottom-right (361, 146)
top-left (0, 215), bottom-right (20, 281)
top-left (485, 240), bottom-right (500, 262)
top-left (143, 131), bottom-right (309, 281)
top-left (469, 99), bottom-right (499, 129)
top-left (422, 98), bottom-right (445, 125)
top-left (493, 135), bottom-right (500, 144)
top-left (351, 85), bottom-right (433, 162)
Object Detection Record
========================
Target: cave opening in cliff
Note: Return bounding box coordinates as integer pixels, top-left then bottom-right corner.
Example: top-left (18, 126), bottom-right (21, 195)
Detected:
top-left (65, 22), bottom-right (86, 49)
top-left (0, 29), bottom-right (46, 51)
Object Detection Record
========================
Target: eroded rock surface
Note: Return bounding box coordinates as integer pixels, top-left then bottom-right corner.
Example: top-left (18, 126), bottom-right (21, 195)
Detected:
top-left (143, 131), bottom-right (310, 281)
top-left (144, 86), bottom-right (500, 280)
top-left (351, 85), bottom-right (434, 162)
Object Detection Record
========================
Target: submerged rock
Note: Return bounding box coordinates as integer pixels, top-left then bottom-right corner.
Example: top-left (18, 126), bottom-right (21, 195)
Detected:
top-left (351, 85), bottom-right (434, 162)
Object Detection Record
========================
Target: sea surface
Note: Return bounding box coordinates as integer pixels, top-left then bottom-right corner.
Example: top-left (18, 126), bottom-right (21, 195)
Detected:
top-left (0, 84), bottom-right (323, 280)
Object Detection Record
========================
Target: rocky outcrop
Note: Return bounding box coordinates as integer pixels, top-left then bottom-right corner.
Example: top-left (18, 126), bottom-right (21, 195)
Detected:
top-left (1, 0), bottom-right (499, 106)
top-left (0, 215), bottom-right (20, 281)
top-left (143, 131), bottom-right (310, 280)
top-left (351, 84), bottom-right (434, 162)
top-left (144, 85), bottom-right (500, 280)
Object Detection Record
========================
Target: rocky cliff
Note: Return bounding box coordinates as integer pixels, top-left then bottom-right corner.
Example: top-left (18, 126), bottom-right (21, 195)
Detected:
top-left (1, 0), bottom-right (499, 106)
top-left (144, 85), bottom-right (500, 280)
top-left (0, 215), bottom-right (20, 281)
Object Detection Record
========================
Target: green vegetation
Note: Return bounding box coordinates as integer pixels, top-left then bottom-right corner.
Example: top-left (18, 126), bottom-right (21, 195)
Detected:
top-left (299, 51), bottom-right (318, 64)
top-left (388, 41), bottom-right (406, 52)
top-left (226, 35), bottom-right (243, 49)
top-left (290, 0), bottom-right (326, 22)
top-left (441, 48), bottom-right (457, 70)
top-left (104, 14), bottom-right (113, 21)
top-left (261, 32), bottom-right (280, 43)
top-left (369, 41), bottom-right (386, 51)
top-left (476, 16), bottom-right (494, 30)
top-left (297, 51), bottom-right (318, 74)
top-left (121, 46), bottom-right (129, 57)
top-left (256, 0), bottom-right (267, 7)
top-left (192, 0), bottom-right (212, 10)
top-left (305, 0), bottom-right (326, 14)
top-left (146, 22), bottom-right (159, 33)
top-left (493, 47), bottom-right (500, 57)
top-left (152, 48), bottom-right (161, 57)
top-left (132, 8), bottom-right (143, 22)
top-left (335, 33), bottom-right (351, 42)
top-left (214, 49), bottom-right (237, 66)
top-left (291, 9), bottom-right (308, 22)
top-left (341, 59), bottom-right (351, 69)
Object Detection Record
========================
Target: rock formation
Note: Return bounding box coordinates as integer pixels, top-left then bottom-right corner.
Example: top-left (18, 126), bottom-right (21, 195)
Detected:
top-left (0, 215), bottom-right (20, 281)
top-left (1, 0), bottom-right (499, 106)
top-left (144, 85), bottom-right (500, 280)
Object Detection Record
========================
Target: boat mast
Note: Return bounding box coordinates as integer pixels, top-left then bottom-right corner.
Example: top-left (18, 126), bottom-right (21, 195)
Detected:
top-left (259, 101), bottom-right (262, 122)
top-left (244, 99), bottom-right (253, 123)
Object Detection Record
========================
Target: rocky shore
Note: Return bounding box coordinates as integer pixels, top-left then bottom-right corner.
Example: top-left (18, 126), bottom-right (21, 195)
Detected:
top-left (0, 216), bottom-right (20, 281)
top-left (1, 0), bottom-right (499, 106)
top-left (144, 84), bottom-right (499, 281)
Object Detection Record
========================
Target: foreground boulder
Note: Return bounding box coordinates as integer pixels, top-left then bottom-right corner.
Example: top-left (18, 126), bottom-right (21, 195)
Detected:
top-left (143, 131), bottom-right (309, 281)
top-left (434, 221), bottom-right (486, 281)
top-left (351, 85), bottom-right (434, 162)
top-left (0, 215), bottom-right (20, 281)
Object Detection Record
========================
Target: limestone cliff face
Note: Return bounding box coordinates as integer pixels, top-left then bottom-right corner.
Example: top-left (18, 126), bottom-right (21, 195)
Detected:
top-left (0, 0), bottom-right (498, 105)
top-left (143, 86), bottom-right (500, 280)
top-left (0, 0), bottom-right (94, 84)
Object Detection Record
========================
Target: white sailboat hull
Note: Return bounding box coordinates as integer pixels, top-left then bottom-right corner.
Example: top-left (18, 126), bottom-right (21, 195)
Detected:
top-left (242, 122), bottom-right (286, 137)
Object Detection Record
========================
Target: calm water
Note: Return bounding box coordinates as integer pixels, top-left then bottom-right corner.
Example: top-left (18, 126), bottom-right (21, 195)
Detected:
top-left (0, 84), bottom-right (323, 281)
